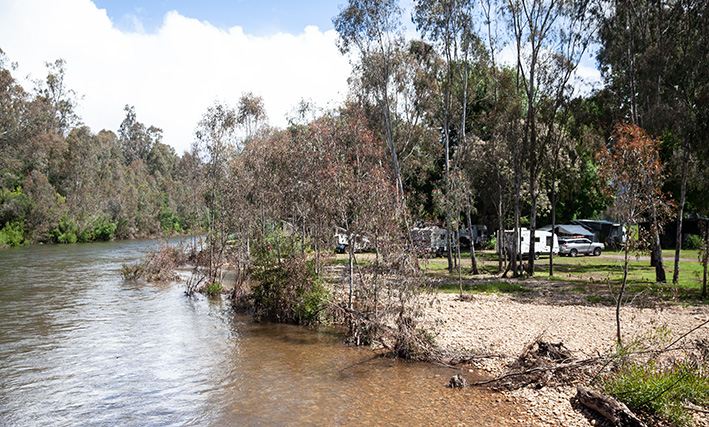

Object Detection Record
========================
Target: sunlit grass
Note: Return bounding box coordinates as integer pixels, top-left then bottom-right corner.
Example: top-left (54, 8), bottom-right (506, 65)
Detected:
top-left (322, 249), bottom-right (707, 303)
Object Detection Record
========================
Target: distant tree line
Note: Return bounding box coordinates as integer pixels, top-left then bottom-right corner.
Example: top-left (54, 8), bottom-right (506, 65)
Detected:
top-left (2, 0), bottom-right (708, 289)
top-left (0, 53), bottom-right (204, 245)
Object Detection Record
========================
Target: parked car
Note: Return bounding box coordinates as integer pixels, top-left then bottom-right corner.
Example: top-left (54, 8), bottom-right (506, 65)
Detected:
top-left (558, 238), bottom-right (604, 257)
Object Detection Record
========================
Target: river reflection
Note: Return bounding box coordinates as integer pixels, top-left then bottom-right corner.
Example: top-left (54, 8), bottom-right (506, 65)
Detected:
top-left (0, 239), bottom-right (521, 426)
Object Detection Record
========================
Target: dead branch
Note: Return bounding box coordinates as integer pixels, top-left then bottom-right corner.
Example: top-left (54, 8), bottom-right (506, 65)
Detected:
top-left (470, 357), bottom-right (601, 386)
top-left (684, 403), bottom-right (709, 414)
top-left (659, 318), bottom-right (709, 355)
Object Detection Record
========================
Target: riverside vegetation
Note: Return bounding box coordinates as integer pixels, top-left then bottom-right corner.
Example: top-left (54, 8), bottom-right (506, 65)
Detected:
top-left (5, 0), bottom-right (709, 424)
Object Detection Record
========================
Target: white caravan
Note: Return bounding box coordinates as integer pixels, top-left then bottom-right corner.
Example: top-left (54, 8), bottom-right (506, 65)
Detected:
top-left (497, 228), bottom-right (559, 259)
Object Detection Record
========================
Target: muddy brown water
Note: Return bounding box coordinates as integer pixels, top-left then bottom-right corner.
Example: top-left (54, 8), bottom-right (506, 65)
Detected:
top-left (0, 239), bottom-right (522, 426)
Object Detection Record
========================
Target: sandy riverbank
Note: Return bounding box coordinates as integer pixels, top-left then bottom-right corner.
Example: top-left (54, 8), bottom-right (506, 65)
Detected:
top-left (421, 281), bottom-right (709, 426)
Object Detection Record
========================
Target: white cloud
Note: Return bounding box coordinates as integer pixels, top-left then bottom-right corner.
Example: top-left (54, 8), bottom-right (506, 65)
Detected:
top-left (0, 0), bottom-right (351, 153)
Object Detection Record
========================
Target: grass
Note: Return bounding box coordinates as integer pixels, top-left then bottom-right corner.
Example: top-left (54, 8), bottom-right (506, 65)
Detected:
top-left (323, 249), bottom-right (707, 303)
top-left (418, 249), bottom-right (707, 303)
top-left (602, 358), bottom-right (709, 426)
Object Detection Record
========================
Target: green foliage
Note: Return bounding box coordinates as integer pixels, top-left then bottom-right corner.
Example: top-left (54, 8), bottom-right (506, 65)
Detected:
top-left (0, 221), bottom-right (25, 246)
top-left (0, 187), bottom-right (30, 225)
top-left (52, 216), bottom-right (78, 244)
top-left (687, 234), bottom-right (704, 250)
top-left (486, 236), bottom-right (497, 250)
top-left (602, 359), bottom-right (709, 426)
top-left (158, 206), bottom-right (181, 234)
top-left (251, 255), bottom-right (329, 325)
top-left (205, 280), bottom-right (222, 296)
top-left (92, 217), bottom-right (117, 241)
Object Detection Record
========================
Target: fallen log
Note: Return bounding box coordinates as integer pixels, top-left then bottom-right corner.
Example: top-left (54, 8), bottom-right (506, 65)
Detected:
top-left (576, 385), bottom-right (647, 427)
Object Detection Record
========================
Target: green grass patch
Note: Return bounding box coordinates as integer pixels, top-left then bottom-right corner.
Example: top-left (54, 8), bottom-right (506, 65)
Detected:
top-left (602, 359), bottom-right (709, 426)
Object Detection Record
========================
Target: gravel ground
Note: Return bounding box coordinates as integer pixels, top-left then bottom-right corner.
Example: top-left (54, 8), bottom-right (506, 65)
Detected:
top-left (421, 284), bottom-right (709, 426)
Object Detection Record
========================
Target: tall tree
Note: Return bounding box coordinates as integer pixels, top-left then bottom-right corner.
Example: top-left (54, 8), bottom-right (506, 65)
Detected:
top-left (414, 0), bottom-right (476, 271)
top-left (118, 105), bottom-right (162, 165)
top-left (194, 101), bottom-right (238, 285)
top-left (596, 0), bottom-right (709, 283)
top-left (597, 123), bottom-right (670, 346)
top-left (237, 92), bottom-right (266, 143)
top-left (334, 0), bottom-right (405, 198)
top-left (505, 0), bottom-right (594, 275)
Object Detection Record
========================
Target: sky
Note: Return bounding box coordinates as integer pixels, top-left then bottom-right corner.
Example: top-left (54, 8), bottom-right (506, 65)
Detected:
top-left (0, 0), bottom-right (355, 153)
top-left (0, 0), bottom-right (600, 155)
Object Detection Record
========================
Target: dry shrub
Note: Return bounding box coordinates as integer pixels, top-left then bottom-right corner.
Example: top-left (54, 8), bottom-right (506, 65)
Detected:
top-left (336, 240), bottom-right (442, 362)
top-left (121, 243), bottom-right (187, 282)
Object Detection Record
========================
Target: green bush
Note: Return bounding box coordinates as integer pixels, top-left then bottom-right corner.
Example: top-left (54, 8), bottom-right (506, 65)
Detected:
top-left (602, 359), bottom-right (709, 426)
top-left (206, 280), bottom-right (222, 296)
top-left (53, 216), bottom-right (78, 244)
top-left (93, 217), bottom-right (117, 241)
top-left (686, 234), bottom-right (704, 250)
top-left (0, 221), bottom-right (25, 246)
top-left (251, 255), bottom-right (329, 325)
top-left (158, 207), bottom-right (181, 234)
top-left (486, 236), bottom-right (497, 250)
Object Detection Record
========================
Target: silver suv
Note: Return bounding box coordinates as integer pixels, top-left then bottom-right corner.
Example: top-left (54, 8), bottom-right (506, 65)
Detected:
top-left (558, 238), bottom-right (604, 257)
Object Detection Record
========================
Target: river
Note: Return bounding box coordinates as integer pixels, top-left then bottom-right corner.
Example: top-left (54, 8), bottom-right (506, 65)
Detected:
top-left (0, 239), bottom-right (520, 426)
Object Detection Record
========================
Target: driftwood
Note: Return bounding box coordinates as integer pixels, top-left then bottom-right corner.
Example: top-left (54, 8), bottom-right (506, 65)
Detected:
top-left (470, 357), bottom-right (600, 387)
top-left (576, 385), bottom-right (647, 427)
top-left (684, 403), bottom-right (709, 414)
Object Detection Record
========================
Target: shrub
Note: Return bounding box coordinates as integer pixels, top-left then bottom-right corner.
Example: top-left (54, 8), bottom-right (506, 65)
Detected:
top-left (0, 221), bottom-right (25, 246)
top-left (486, 236), bottom-right (497, 251)
top-left (121, 244), bottom-right (187, 282)
top-left (93, 217), bottom-right (117, 241)
top-left (121, 262), bottom-right (144, 280)
top-left (251, 255), bottom-right (329, 325)
top-left (602, 359), bottom-right (709, 426)
top-left (686, 234), bottom-right (704, 250)
top-left (52, 216), bottom-right (78, 244)
top-left (205, 280), bottom-right (222, 296)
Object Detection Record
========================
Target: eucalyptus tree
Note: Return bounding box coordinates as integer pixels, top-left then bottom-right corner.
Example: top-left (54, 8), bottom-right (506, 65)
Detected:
top-left (503, 0), bottom-right (594, 275)
top-left (414, 0), bottom-right (487, 272)
top-left (597, 123), bottom-right (670, 346)
top-left (118, 105), bottom-right (162, 165)
top-left (237, 92), bottom-right (266, 143)
top-left (194, 101), bottom-right (239, 285)
top-left (597, 0), bottom-right (709, 283)
top-left (334, 0), bottom-right (405, 198)
top-left (34, 59), bottom-right (81, 137)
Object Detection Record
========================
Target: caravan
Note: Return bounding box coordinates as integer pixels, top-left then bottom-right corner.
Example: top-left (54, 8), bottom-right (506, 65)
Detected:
top-left (496, 228), bottom-right (559, 259)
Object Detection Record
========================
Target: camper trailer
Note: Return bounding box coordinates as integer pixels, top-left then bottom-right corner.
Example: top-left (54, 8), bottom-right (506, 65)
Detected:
top-left (496, 228), bottom-right (559, 259)
top-left (459, 225), bottom-right (489, 249)
top-left (333, 227), bottom-right (371, 253)
top-left (410, 225), bottom-right (449, 257)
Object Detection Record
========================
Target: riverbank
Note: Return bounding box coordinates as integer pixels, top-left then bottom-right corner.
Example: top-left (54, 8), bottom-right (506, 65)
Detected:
top-left (422, 279), bottom-right (709, 426)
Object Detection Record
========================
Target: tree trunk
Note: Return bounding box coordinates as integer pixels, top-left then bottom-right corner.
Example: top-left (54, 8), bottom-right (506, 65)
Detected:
top-left (702, 221), bottom-right (708, 299)
top-left (512, 165), bottom-right (521, 278)
top-left (348, 235), bottom-right (355, 310)
top-left (617, 234), bottom-right (630, 346)
top-left (651, 205), bottom-right (666, 283)
top-left (497, 180), bottom-right (505, 272)
top-left (457, 227), bottom-right (463, 298)
top-left (381, 91), bottom-right (404, 199)
top-left (673, 140), bottom-right (689, 284)
top-left (466, 198), bottom-right (479, 275)
top-left (549, 185), bottom-right (556, 276)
